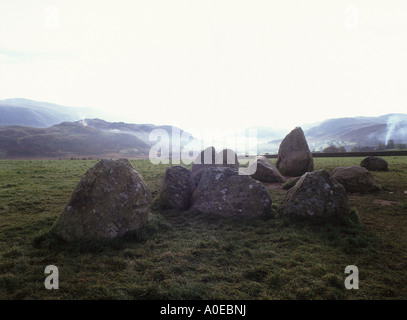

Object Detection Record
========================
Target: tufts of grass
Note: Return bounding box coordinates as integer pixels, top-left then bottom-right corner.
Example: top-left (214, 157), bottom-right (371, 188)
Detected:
top-left (1, 157), bottom-right (407, 299)
top-left (32, 213), bottom-right (170, 253)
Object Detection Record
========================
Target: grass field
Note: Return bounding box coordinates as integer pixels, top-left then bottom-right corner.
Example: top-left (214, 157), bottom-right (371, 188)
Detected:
top-left (1, 157), bottom-right (407, 300)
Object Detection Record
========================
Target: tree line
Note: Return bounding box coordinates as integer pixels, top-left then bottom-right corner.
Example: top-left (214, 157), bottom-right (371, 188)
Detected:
top-left (320, 140), bottom-right (407, 153)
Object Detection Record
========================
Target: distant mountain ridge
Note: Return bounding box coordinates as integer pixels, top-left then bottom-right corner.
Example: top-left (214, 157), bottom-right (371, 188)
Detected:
top-left (0, 99), bottom-right (196, 158)
top-left (304, 114), bottom-right (407, 151)
top-left (0, 98), bottom-right (406, 157)
top-left (0, 122), bottom-right (150, 158)
top-left (76, 118), bottom-right (189, 146)
top-left (0, 98), bottom-right (99, 128)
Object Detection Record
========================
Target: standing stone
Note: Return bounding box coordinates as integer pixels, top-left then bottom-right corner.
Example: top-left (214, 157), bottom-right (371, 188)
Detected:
top-left (280, 170), bottom-right (350, 217)
top-left (52, 159), bottom-right (151, 241)
top-left (191, 146), bottom-right (239, 186)
top-left (249, 156), bottom-right (286, 183)
top-left (159, 166), bottom-right (195, 210)
top-left (360, 156), bottom-right (388, 171)
top-left (216, 148), bottom-right (239, 169)
top-left (191, 167), bottom-right (272, 217)
top-left (191, 146), bottom-right (216, 187)
top-left (276, 127), bottom-right (314, 177)
top-left (331, 166), bottom-right (379, 193)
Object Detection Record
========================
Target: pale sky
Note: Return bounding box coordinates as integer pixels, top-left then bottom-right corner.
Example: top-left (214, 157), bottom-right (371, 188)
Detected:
top-left (1, 0), bottom-right (407, 136)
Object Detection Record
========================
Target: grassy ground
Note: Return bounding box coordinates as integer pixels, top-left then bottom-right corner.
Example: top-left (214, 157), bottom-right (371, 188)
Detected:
top-left (0, 157), bottom-right (406, 300)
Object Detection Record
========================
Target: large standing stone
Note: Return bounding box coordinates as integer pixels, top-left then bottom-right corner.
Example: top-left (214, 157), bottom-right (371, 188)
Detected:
top-left (216, 148), bottom-right (239, 169)
top-left (159, 166), bottom-right (195, 210)
top-left (331, 166), bottom-right (379, 193)
top-left (249, 156), bottom-right (286, 183)
top-left (52, 159), bottom-right (151, 241)
top-left (280, 170), bottom-right (350, 217)
top-left (191, 146), bottom-right (216, 187)
top-left (191, 147), bottom-right (239, 186)
top-left (360, 156), bottom-right (388, 171)
top-left (191, 167), bottom-right (272, 217)
top-left (276, 127), bottom-right (314, 177)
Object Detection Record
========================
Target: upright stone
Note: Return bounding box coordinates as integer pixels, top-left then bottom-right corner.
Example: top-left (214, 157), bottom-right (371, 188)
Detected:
top-left (280, 170), bottom-right (350, 218)
top-left (159, 166), bottom-right (195, 210)
top-left (276, 127), bottom-right (314, 177)
top-left (191, 167), bottom-right (272, 217)
top-left (191, 147), bottom-right (239, 186)
top-left (216, 148), bottom-right (239, 169)
top-left (52, 159), bottom-right (151, 241)
top-left (191, 146), bottom-right (216, 187)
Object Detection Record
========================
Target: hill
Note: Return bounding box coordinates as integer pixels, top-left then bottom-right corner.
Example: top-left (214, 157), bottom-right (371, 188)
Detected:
top-left (0, 122), bottom-right (150, 158)
top-left (0, 97), bottom-right (198, 159)
top-left (247, 114), bottom-right (407, 154)
top-left (77, 118), bottom-right (192, 147)
top-left (0, 117), bottom-right (199, 159)
top-left (304, 114), bottom-right (407, 151)
top-left (0, 98), bottom-right (99, 128)
top-left (1, 98), bottom-right (406, 156)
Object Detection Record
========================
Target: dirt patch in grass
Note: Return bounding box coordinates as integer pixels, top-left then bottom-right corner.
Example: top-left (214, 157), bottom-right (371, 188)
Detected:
top-left (372, 199), bottom-right (402, 206)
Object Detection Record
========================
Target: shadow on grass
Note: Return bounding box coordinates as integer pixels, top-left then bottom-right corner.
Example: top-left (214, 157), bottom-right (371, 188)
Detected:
top-left (32, 213), bottom-right (171, 253)
top-left (276, 208), bottom-right (382, 256)
top-left (159, 203), bottom-right (278, 227)
top-left (32, 204), bottom-right (381, 260)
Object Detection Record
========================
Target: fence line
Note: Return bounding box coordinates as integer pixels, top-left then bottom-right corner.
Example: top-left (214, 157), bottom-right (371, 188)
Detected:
top-left (263, 150), bottom-right (407, 158)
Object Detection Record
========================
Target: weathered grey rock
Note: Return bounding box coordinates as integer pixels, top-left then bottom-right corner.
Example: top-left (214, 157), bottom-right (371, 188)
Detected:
top-left (191, 147), bottom-right (239, 186)
top-left (282, 176), bottom-right (301, 190)
top-left (331, 166), bottom-right (379, 193)
top-left (276, 127), bottom-right (314, 177)
top-left (280, 170), bottom-right (350, 217)
top-left (52, 159), bottom-right (151, 241)
top-left (159, 166), bottom-right (195, 210)
top-left (360, 156), bottom-right (388, 171)
top-left (191, 146), bottom-right (217, 187)
top-left (249, 156), bottom-right (286, 183)
top-left (216, 148), bottom-right (239, 169)
top-left (193, 146), bottom-right (216, 166)
top-left (191, 167), bottom-right (272, 217)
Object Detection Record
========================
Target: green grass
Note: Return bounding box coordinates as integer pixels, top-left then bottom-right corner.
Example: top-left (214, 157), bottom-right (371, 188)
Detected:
top-left (1, 157), bottom-right (407, 299)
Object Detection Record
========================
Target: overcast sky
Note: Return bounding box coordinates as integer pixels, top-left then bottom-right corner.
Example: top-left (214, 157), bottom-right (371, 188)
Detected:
top-left (1, 0), bottom-right (406, 136)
